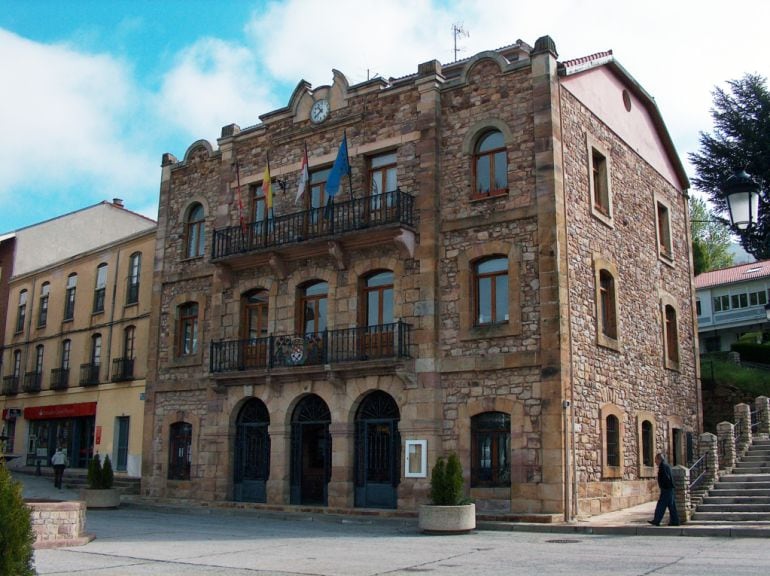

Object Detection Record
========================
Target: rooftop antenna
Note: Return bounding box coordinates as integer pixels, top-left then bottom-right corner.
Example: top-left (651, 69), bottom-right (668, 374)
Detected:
top-left (452, 23), bottom-right (469, 62)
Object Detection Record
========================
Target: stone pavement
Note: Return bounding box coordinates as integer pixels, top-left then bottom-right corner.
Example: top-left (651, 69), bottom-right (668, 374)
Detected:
top-left (11, 469), bottom-right (770, 539)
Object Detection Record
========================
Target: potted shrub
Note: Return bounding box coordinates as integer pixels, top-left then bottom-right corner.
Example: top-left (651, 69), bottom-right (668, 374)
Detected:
top-left (418, 453), bottom-right (475, 533)
top-left (81, 454), bottom-right (120, 508)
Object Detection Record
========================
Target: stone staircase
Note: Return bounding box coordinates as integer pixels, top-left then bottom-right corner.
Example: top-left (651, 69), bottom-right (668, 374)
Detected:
top-left (692, 437), bottom-right (770, 523)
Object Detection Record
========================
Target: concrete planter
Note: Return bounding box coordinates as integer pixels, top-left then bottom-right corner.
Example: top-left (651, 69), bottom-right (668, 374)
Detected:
top-left (26, 499), bottom-right (94, 548)
top-left (418, 503), bottom-right (476, 534)
top-left (80, 488), bottom-right (121, 509)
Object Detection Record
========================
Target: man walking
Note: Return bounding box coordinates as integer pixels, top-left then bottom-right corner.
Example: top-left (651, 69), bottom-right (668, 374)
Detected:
top-left (649, 452), bottom-right (679, 526)
top-left (51, 447), bottom-right (67, 489)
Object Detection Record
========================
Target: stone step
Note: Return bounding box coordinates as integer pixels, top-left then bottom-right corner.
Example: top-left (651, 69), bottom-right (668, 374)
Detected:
top-left (709, 488), bottom-right (770, 497)
top-left (718, 474), bottom-right (770, 483)
top-left (733, 467), bottom-right (770, 474)
top-left (703, 496), bottom-right (770, 505)
top-left (696, 503), bottom-right (770, 512)
top-left (691, 511), bottom-right (770, 522)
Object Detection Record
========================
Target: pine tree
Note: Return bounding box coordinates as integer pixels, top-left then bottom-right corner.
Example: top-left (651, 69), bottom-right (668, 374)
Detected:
top-left (0, 463), bottom-right (36, 576)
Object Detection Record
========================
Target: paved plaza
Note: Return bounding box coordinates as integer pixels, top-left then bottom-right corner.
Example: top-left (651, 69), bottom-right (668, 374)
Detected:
top-left (12, 471), bottom-right (770, 576)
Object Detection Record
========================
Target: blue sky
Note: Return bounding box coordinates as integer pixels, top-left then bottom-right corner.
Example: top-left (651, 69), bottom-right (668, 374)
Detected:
top-left (1, 0), bottom-right (769, 233)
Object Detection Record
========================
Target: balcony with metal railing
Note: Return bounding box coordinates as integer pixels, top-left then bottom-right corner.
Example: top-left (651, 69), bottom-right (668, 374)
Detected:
top-left (211, 190), bottom-right (416, 269)
top-left (2, 376), bottom-right (20, 396)
top-left (50, 368), bottom-right (70, 391)
top-left (79, 363), bottom-right (100, 387)
top-left (111, 357), bottom-right (135, 382)
top-left (210, 322), bottom-right (412, 378)
top-left (23, 371), bottom-right (42, 394)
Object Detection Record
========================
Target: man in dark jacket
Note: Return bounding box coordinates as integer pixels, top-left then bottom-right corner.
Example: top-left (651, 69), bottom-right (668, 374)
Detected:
top-left (649, 452), bottom-right (680, 526)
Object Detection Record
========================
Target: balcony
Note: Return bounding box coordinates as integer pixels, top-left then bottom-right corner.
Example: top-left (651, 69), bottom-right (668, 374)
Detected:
top-left (111, 357), bottom-right (135, 382)
top-left (2, 376), bottom-right (19, 396)
top-left (23, 371), bottom-right (42, 394)
top-left (50, 368), bottom-right (70, 391)
top-left (211, 190), bottom-right (416, 270)
top-left (210, 322), bottom-right (412, 376)
top-left (79, 363), bottom-right (100, 387)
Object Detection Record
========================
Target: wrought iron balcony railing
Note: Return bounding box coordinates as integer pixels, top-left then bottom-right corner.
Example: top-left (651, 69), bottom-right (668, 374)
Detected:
top-left (212, 190), bottom-right (415, 261)
top-left (79, 363), bottom-right (100, 387)
top-left (111, 357), bottom-right (135, 382)
top-left (50, 368), bottom-right (70, 391)
top-left (210, 321), bottom-right (412, 374)
top-left (23, 371), bottom-right (42, 393)
top-left (2, 376), bottom-right (20, 396)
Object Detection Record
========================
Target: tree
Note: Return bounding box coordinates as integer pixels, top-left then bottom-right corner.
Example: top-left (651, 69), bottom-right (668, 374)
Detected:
top-left (689, 74), bottom-right (770, 260)
top-left (690, 195), bottom-right (734, 274)
top-left (0, 464), bottom-right (36, 576)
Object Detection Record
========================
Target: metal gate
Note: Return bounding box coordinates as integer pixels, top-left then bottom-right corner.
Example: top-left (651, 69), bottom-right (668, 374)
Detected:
top-left (354, 391), bottom-right (400, 509)
top-left (290, 395), bottom-right (331, 505)
top-left (234, 399), bottom-right (270, 503)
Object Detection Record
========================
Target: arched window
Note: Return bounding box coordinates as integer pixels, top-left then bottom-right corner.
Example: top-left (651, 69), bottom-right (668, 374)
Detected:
top-left (127, 252), bottom-right (141, 304)
top-left (185, 203), bottom-right (205, 258)
top-left (300, 281), bottom-right (328, 335)
top-left (38, 282), bottom-right (50, 327)
top-left (471, 412), bottom-right (511, 487)
top-left (473, 256), bottom-right (508, 326)
top-left (641, 419), bottom-right (654, 468)
top-left (177, 302), bottom-right (199, 356)
top-left (605, 414), bottom-right (620, 468)
top-left (168, 422), bottom-right (192, 480)
top-left (64, 273), bottom-right (77, 320)
top-left (473, 130), bottom-right (507, 197)
top-left (93, 263), bottom-right (108, 313)
top-left (16, 289), bottom-right (27, 333)
top-left (664, 304), bottom-right (679, 366)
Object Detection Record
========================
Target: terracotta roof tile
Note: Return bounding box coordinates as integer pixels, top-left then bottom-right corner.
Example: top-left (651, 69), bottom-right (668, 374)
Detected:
top-left (694, 260), bottom-right (770, 289)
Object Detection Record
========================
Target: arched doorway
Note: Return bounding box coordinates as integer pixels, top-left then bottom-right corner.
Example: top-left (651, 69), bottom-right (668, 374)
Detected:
top-left (354, 391), bottom-right (400, 509)
top-left (233, 398), bottom-right (270, 502)
top-left (290, 394), bottom-right (331, 505)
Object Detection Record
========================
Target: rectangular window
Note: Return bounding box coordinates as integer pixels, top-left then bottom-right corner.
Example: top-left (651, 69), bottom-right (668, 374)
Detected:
top-left (15, 290), bottom-right (27, 333)
top-left (64, 274), bottom-right (77, 320)
top-left (657, 201), bottom-right (673, 260)
top-left (592, 149), bottom-right (609, 215)
top-left (93, 264), bottom-right (107, 313)
top-left (178, 303), bottom-right (199, 356)
top-left (713, 295), bottom-right (729, 312)
top-left (38, 283), bottom-right (50, 327)
top-left (127, 253), bottom-right (141, 305)
top-left (665, 304), bottom-right (679, 366)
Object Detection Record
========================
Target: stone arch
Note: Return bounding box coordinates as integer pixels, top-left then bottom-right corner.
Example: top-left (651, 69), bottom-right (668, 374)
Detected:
top-left (461, 118), bottom-right (516, 154)
top-left (457, 51), bottom-right (509, 86)
top-left (182, 139), bottom-right (214, 164)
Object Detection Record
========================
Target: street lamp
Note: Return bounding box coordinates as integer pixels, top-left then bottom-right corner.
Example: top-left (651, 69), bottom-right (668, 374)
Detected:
top-left (722, 170), bottom-right (760, 230)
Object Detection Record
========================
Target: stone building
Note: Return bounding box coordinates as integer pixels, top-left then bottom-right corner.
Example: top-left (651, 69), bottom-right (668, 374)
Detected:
top-left (1, 201), bottom-right (156, 477)
top-left (141, 36), bottom-right (699, 517)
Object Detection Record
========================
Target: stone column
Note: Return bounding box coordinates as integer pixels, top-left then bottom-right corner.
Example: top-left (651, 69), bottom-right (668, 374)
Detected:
top-left (755, 396), bottom-right (770, 436)
top-left (734, 403), bottom-right (752, 456)
top-left (327, 421), bottom-right (354, 509)
top-left (698, 432), bottom-right (718, 489)
top-left (672, 465), bottom-right (690, 524)
top-left (266, 423), bottom-right (291, 505)
top-left (716, 421), bottom-right (736, 471)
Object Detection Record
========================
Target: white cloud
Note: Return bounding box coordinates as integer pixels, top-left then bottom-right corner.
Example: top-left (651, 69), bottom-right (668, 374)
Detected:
top-left (156, 37), bottom-right (278, 144)
top-left (0, 29), bottom-right (157, 202)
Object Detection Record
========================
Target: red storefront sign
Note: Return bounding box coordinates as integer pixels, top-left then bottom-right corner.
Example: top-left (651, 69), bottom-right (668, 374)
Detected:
top-left (23, 402), bottom-right (97, 420)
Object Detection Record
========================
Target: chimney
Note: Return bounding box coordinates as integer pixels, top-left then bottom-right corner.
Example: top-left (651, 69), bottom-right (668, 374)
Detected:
top-left (113, 198), bottom-right (124, 208)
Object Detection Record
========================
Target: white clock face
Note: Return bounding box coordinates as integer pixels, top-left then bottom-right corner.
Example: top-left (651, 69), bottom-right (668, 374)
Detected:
top-left (310, 99), bottom-right (330, 124)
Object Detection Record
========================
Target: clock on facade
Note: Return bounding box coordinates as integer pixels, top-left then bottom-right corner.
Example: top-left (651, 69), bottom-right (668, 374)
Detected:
top-left (310, 98), bottom-right (330, 124)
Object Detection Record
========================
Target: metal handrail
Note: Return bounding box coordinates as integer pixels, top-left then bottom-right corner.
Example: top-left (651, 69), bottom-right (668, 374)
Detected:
top-left (689, 452), bottom-right (708, 491)
top-left (212, 189), bottom-right (415, 260)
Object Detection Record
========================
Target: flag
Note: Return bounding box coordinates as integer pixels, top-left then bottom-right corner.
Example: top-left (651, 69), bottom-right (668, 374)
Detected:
top-left (295, 143), bottom-right (309, 205)
top-left (263, 163), bottom-right (273, 211)
top-left (325, 133), bottom-right (350, 199)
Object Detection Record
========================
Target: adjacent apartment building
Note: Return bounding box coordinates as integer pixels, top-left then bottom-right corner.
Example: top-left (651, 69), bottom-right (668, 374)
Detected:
top-left (1, 201), bottom-right (156, 477)
top-left (141, 36), bottom-right (699, 518)
top-left (695, 260), bottom-right (770, 352)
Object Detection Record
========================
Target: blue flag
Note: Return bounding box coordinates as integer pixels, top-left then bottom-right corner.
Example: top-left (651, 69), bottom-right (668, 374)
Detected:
top-left (325, 134), bottom-right (350, 199)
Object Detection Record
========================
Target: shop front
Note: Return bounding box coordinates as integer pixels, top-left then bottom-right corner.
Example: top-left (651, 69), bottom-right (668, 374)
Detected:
top-left (23, 402), bottom-right (96, 468)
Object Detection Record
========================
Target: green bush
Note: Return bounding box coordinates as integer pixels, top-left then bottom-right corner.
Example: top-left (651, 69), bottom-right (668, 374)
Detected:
top-left (429, 453), bottom-right (465, 505)
top-left (731, 341), bottom-right (770, 364)
top-left (101, 455), bottom-right (114, 490)
top-left (87, 455), bottom-right (103, 489)
top-left (0, 463), bottom-right (36, 576)
top-left (701, 353), bottom-right (770, 396)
